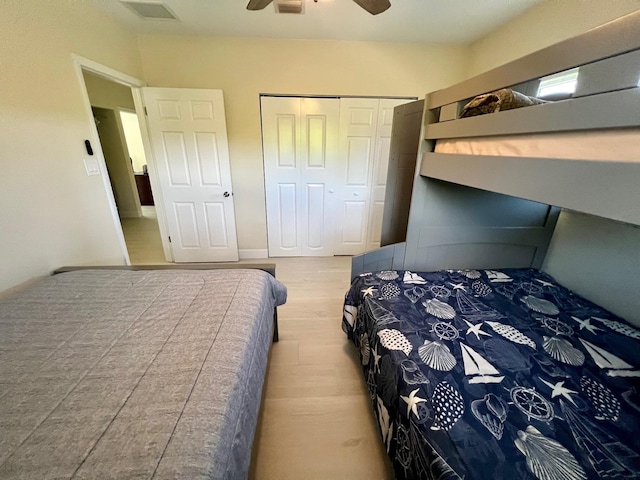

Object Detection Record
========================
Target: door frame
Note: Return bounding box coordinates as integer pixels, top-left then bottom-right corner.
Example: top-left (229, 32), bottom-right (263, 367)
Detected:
top-left (72, 55), bottom-right (173, 263)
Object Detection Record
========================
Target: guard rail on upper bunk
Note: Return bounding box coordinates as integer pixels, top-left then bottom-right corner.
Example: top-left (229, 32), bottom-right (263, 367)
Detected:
top-left (419, 10), bottom-right (640, 227)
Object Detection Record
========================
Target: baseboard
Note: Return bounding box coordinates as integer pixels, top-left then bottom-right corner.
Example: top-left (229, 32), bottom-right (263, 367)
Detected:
top-left (238, 249), bottom-right (269, 260)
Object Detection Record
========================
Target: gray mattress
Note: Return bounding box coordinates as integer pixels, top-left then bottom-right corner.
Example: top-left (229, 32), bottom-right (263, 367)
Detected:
top-left (0, 268), bottom-right (287, 479)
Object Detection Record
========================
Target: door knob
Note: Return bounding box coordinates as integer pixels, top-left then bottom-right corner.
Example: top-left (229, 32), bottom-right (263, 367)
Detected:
top-left (223, 191), bottom-right (231, 197)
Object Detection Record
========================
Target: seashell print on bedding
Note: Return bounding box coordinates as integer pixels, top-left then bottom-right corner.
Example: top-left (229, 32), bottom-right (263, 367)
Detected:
top-left (521, 295), bottom-right (560, 315)
top-left (423, 298), bottom-right (456, 319)
top-left (472, 393), bottom-right (508, 439)
top-left (360, 333), bottom-right (371, 365)
top-left (515, 426), bottom-right (587, 480)
top-left (404, 286), bottom-right (426, 304)
top-left (542, 336), bottom-right (585, 366)
top-left (401, 359), bottom-right (430, 385)
top-left (377, 270), bottom-right (399, 281)
top-left (418, 340), bottom-right (457, 371)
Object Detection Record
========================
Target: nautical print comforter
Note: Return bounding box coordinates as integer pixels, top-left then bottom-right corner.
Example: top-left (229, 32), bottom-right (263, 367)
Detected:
top-left (342, 268), bottom-right (640, 480)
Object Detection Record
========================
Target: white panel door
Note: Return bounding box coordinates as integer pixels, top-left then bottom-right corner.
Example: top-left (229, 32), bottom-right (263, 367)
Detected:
top-left (262, 96), bottom-right (339, 256)
top-left (334, 98), bottom-right (409, 255)
top-left (334, 98), bottom-right (379, 255)
top-left (142, 88), bottom-right (238, 262)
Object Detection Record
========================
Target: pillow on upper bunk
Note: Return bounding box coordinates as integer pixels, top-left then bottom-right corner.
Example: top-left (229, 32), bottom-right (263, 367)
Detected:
top-left (460, 88), bottom-right (547, 118)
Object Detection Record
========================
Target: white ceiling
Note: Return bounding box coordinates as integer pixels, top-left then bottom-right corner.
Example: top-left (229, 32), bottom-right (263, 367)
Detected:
top-left (94, 0), bottom-right (542, 44)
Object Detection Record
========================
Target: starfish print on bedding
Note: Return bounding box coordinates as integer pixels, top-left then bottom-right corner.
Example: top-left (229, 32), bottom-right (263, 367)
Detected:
top-left (401, 388), bottom-right (428, 418)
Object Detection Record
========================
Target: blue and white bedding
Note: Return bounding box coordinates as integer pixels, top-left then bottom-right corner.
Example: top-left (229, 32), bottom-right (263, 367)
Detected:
top-left (342, 268), bottom-right (640, 480)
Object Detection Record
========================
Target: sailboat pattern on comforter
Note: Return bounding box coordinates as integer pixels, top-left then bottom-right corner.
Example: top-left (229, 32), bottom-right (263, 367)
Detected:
top-left (342, 268), bottom-right (640, 480)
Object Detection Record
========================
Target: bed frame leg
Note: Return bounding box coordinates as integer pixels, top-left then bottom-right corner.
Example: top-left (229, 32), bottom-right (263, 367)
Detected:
top-left (272, 309), bottom-right (279, 342)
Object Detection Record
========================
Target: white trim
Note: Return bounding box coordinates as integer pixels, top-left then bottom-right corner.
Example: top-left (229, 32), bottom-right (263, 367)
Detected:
top-left (72, 56), bottom-right (132, 265)
top-left (238, 249), bottom-right (269, 260)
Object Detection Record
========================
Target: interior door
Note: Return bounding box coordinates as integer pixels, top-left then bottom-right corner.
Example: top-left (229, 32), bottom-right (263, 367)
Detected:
top-left (334, 98), bottom-right (409, 255)
top-left (142, 87), bottom-right (238, 262)
top-left (261, 96), bottom-right (339, 256)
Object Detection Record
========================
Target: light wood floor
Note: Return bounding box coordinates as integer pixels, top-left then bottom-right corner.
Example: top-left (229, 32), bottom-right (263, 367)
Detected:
top-left (120, 216), bottom-right (394, 478)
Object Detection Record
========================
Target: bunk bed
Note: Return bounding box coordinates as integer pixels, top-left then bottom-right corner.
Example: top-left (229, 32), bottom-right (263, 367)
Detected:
top-left (344, 10), bottom-right (640, 480)
top-left (0, 264), bottom-right (286, 479)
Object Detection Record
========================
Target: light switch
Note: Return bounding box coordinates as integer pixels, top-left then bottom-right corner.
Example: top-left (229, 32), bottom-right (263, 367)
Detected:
top-left (84, 158), bottom-right (101, 176)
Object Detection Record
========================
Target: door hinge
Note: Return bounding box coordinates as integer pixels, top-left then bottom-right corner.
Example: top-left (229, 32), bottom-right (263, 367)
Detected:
top-left (168, 236), bottom-right (172, 243)
top-left (144, 106), bottom-right (148, 116)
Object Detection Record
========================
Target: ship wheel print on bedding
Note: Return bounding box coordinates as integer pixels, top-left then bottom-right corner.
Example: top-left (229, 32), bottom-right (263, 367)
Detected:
top-left (516, 281), bottom-right (544, 296)
top-left (538, 316), bottom-right (574, 336)
top-left (559, 400), bottom-right (640, 478)
top-left (508, 384), bottom-right (555, 422)
top-left (429, 284), bottom-right (451, 299)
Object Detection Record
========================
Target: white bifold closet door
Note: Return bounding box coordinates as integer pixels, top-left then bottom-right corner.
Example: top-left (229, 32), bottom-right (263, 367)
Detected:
top-left (261, 96), bottom-right (340, 256)
top-left (262, 96), bottom-right (407, 257)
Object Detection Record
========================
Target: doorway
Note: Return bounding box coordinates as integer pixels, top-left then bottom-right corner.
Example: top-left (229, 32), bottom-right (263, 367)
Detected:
top-left (78, 65), bottom-right (167, 264)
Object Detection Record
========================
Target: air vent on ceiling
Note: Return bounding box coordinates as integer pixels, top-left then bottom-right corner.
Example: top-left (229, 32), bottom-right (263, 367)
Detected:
top-left (274, 0), bottom-right (305, 14)
top-left (120, 1), bottom-right (178, 20)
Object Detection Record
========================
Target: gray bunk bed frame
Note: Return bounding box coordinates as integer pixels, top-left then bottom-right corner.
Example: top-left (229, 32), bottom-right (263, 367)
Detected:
top-left (353, 10), bottom-right (640, 279)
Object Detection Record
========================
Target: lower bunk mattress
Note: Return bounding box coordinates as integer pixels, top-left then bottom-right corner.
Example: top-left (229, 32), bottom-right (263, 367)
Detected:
top-left (342, 268), bottom-right (640, 480)
top-left (0, 268), bottom-right (287, 479)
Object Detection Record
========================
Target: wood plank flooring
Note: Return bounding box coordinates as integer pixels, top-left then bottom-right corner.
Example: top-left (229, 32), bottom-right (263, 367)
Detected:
top-left (121, 216), bottom-right (394, 478)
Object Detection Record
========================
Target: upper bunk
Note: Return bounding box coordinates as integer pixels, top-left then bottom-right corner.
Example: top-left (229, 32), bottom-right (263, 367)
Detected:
top-left (420, 10), bottom-right (640, 226)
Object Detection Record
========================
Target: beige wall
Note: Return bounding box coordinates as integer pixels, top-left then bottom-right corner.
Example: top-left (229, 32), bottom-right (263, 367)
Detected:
top-left (0, 1), bottom-right (143, 292)
top-left (467, 0), bottom-right (640, 76)
top-left (137, 35), bottom-right (470, 252)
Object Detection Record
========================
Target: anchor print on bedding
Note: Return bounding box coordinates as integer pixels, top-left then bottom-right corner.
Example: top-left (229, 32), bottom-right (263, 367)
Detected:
top-left (342, 268), bottom-right (640, 480)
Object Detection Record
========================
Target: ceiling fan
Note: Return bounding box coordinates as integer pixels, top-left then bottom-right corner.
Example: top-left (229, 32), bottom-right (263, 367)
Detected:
top-left (246, 0), bottom-right (391, 15)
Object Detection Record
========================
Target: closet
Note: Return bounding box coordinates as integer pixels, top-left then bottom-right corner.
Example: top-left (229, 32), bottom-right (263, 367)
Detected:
top-left (261, 95), bottom-right (411, 257)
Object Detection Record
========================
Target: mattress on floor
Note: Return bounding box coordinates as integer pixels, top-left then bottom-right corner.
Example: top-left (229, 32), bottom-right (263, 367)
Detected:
top-left (0, 268), bottom-right (287, 479)
top-left (342, 268), bottom-right (640, 480)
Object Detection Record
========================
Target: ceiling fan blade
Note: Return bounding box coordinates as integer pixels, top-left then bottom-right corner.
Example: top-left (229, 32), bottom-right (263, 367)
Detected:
top-left (352, 0), bottom-right (391, 15)
top-left (247, 0), bottom-right (274, 10)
